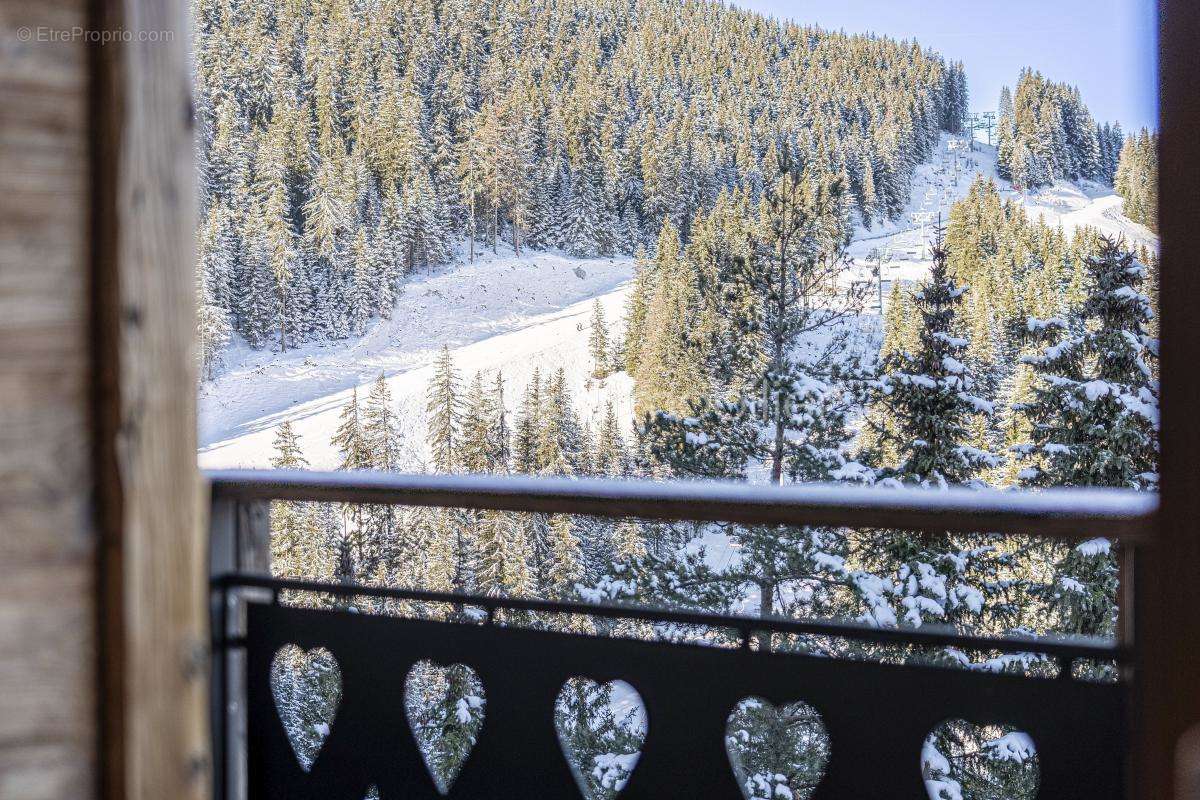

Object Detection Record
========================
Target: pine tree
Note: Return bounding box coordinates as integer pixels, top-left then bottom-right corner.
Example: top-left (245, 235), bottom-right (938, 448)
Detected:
top-left (269, 423), bottom-right (336, 581)
top-left (271, 420), bottom-right (308, 471)
top-left (631, 220), bottom-right (707, 417)
top-left (1115, 129), bottom-right (1158, 232)
top-left (513, 368), bottom-right (543, 474)
top-left (361, 375), bottom-right (403, 565)
top-left (196, 270), bottom-right (232, 381)
top-left (475, 509), bottom-right (533, 598)
top-left (426, 346), bottom-right (463, 473)
top-left (622, 245), bottom-right (655, 376)
top-left (1014, 238), bottom-right (1158, 636)
top-left (555, 678), bottom-right (646, 800)
top-left (589, 300), bottom-right (612, 380)
top-left (856, 237), bottom-right (1005, 632)
top-left (363, 375), bottom-right (402, 471)
top-left (460, 372), bottom-right (496, 474)
top-left (648, 148), bottom-right (864, 485)
top-left (331, 388), bottom-right (370, 471)
top-left (624, 150), bottom-right (871, 635)
top-left (537, 369), bottom-right (584, 477)
top-left (594, 403), bottom-right (627, 477)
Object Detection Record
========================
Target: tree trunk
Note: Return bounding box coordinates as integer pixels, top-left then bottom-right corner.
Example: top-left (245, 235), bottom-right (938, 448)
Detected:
top-left (468, 197), bottom-right (475, 263)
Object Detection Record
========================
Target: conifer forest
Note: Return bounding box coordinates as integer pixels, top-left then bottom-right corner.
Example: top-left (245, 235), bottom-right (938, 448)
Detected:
top-left (195, 1), bottom-right (1160, 798)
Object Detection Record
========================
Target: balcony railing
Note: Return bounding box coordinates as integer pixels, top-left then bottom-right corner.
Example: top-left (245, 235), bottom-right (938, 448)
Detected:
top-left (208, 469), bottom-right (1155, 800)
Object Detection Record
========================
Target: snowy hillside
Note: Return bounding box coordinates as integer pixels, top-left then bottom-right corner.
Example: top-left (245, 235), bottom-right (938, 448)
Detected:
top-left (845, 135), bottom-right (1158, 295)
top-left (199, 251), bottom-right (636, 469)
top-left (198, 135), bottom-right (1157, 470)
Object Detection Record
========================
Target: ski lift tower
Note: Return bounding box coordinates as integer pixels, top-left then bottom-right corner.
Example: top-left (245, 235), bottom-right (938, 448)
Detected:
top-left (968, 111), bottom-right (997, 147)
top-left (911, 211), bottom-right (938, 259)
top-left (947, 137), bottom-right (970, 186)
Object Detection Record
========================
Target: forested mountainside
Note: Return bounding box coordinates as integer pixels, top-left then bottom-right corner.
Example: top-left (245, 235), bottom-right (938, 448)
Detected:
top-left (995, 68), bottom-right (1125, 191)
top-left (1116, 128), bottom-right (1159, 232)
top-left (193, 0), bottom-right (968, 364)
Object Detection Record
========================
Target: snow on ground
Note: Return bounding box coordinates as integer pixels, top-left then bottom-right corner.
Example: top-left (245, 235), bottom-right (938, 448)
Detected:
top-left (199, 249), bottom-right (635, 469)
top-left (199, 135), bottom-right (1156, 470)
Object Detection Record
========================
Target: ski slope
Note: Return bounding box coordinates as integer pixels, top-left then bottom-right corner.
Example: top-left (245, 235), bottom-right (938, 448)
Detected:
top-left (199, 251), bottom-right (636, 469)
top-left (844, 135), bottom-right (1158, 304)
top-left (199, 136), bottom-right (1157, 470)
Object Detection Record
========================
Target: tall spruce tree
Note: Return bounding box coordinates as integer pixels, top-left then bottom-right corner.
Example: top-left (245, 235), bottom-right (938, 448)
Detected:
top-left (589, 300), bottom-right (612, 380)
top-left (427, 346), bottom-right (463, 473)
top-left (1014, 237), bottom-right (1158, 637)
top-left (856, 237), bottom-right (1005, 631)
top-left (620, 150), bottom-right (867, 630)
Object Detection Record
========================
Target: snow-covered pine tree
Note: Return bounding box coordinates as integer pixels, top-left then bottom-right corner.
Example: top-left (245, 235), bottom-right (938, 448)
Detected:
top-left (328, 388), bottom-right (374, 578)
top-left (594, 403), bottom-right (628, 478)
top-left (426, 346), bottom-right (462, 473)
top-left (858, 238), bottom-right (1042, 800)
top-left (630, 220), bottom-right (707, 417)
top-left (618, 150), bottom-right (866, 635)
top-left (555, 677), bottom-right (646, 800)
top-left (360, 375), bottom-right (403, 570)
top-left (622, 244), bottom-right (655, 377)
top-left (420, 348), bottom-right (478, 615)
top-left (449, 369), bottom-right (531, 599)
top-left (196, 270), bottom-right (232, 381)
top-left (1115, 129), bottom-right (1159, 233)
top-left (1014, 237), bottom-right (1158, 637)
top-left (269, 422), bottom-right (333, 581)
top-left (996, 86), bottom-right (1016, 182)
top-left (589, 300), bottom-right (612, 380)
top-left (331, 388), bottom-right (370, 472)
top-left (726, 697), bottom-right (830, 800)
top-left (856, 236), bottom-right (1007, 632)
top-left (513, 367), bottom-right (543, 474)
top-left (460, 373), bottom-right (494, 474)
top-left (537, 368), bottom-right (585, 477)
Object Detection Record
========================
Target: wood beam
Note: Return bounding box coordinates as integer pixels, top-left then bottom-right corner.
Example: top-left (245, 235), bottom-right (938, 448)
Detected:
top-left (92, 1), bottom-right (208, 798)
top-left (1142, 2), bottom-right (1200, 799)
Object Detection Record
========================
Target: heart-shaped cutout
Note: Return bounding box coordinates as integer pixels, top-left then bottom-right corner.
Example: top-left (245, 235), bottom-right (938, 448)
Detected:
top-left (403, 661), bottom-right (487, 795)
top-left (555, 678), bottom-right (648, 799)
top-left (270, 645), bottom-right (342, 771)
top-left (922, 720), bottom-right (1039, 800)
top-left (726, 697), bottom-right (830, 800)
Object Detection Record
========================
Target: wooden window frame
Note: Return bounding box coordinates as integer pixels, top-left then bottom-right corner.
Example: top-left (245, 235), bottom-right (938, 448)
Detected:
top-left (92, 2), bottom-right (207, 799)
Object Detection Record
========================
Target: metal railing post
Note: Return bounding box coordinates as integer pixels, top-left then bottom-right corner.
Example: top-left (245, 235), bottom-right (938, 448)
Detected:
top-left (210, 494), bottom-right (270, 800)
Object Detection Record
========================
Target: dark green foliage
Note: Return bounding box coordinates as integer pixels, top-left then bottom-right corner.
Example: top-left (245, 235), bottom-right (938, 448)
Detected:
top-left (996, 69), bottom-right (1103, 191)
top-left (195, 0), bottom-right (965, 355)
top-left (1015, 237), bottom-right (1158, 637)
top-left (1115, 129), bottom-right (1158, 232)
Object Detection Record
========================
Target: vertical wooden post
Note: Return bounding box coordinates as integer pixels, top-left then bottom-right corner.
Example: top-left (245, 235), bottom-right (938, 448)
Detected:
top-left (0, 1), bottom-right (94, 796)
top-left (91, 1), bottom-right (209, 798)
top-left (1141, 2), bottom-right (1200, 799)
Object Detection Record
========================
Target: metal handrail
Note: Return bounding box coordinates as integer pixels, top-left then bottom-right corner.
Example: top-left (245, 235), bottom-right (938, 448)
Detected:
top-left (206, 468), bottom-right (1157, 541)
top-left (213, 573), bottom-right (1125, 664)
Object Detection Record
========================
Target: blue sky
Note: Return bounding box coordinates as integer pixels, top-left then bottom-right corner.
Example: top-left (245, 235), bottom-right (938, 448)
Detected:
top-left (730, 0), bottom-right (1158, 131)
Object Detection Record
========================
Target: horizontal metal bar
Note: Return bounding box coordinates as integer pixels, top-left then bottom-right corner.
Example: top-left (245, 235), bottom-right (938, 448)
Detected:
top-left (206, 469), bottom-right (1157, 542)
top-left (213, 574), bottom-right (1126, 663)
